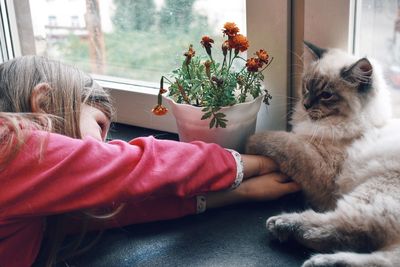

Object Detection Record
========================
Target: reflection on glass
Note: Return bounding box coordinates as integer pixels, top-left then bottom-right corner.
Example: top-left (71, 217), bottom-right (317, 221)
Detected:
top-left (29, 0), bottom-right (246, 84)
top-left (357, 0), bottom-right (400, 116)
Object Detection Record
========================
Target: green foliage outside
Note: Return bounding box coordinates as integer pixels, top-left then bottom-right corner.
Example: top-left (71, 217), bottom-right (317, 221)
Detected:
top-left (53, 0), bottom-right (222, 83)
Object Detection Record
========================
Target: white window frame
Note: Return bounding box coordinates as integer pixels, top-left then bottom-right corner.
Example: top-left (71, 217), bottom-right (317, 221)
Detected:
top-left (0, 0), bottom-right (20, 61)
top-left (3, 0), bottom-right (357, 133)
top-left (290, 0), bottom-right (356, 100)
top-left (304, 0), bottom-right (355, 53)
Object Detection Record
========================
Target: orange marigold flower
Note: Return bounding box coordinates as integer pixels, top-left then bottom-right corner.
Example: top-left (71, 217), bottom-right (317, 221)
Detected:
top-left (152, 104), bottom-right (168, 116)
top-left (184, 44), bottom-right (195, 59)
top-left (200, 36), bottom-right (214, 49)
top-left (256, 49), bottom-right (269, 64)
top-left (229, 34), bottom-right (249, 53)
top-left (246, 58), bottom-right (263, 72)
top-left (223, 22), bottom-right (240, 37)
top-left (184, 44), bottom-right (195, 65)
top-left (201, 36), bottom-right (214, 56)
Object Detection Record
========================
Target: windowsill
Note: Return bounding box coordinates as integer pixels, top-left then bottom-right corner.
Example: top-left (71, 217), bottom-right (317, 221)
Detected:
top-left (66, 122), bottom-right (308, 266)
top-left (107, 122), bottom-right (178, 142)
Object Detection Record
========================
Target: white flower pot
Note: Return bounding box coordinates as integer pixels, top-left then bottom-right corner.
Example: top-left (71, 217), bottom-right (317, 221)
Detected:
top-left (163, 95), bottom-right (264, 152)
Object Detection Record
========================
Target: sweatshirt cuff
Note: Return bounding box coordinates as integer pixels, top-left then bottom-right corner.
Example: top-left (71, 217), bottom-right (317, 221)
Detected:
top-left (196, 195), bottom-right (207, 214)
top-left (226, 149), bottom-right (244, 189)
top-left (195, 149), bottom-right (243, 214)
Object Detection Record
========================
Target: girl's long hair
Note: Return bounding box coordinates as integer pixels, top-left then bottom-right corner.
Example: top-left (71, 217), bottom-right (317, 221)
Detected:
top-left (0, 56), bottom-right (115, 266)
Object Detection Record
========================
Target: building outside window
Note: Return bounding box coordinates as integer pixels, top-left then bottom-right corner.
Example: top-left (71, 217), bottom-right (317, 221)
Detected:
top-left (70, 15), bottom-right (80, 28)
top-left (47, 15), bottom-right (57, 26)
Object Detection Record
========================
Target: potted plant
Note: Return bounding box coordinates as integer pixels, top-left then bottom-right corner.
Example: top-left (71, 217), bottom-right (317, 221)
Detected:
top-left (152, 22), bottom-right (272, 152)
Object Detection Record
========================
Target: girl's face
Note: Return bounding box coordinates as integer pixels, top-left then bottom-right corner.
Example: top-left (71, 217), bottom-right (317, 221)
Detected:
top-left (79, 103), bottom-right (110, 141)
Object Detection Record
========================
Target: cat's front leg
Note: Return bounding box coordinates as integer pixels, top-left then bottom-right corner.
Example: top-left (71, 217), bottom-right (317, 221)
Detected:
top-left (246, 131), bottom-right (315, 179)
top-left (247, 131), bottom-right (338, 210)
top-left (246, 131), bottom-right (294, 163)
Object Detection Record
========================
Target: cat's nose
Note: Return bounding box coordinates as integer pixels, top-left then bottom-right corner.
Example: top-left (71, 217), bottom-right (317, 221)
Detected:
top-left (303, 101), bottom-right (312, 110)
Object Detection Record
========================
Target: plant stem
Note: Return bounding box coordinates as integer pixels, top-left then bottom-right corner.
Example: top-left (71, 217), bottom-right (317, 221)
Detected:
top-left (260, 57), bottom-right (274, 72)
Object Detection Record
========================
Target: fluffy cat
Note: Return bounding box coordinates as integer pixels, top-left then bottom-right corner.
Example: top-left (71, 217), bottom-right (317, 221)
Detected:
top-left (246, 42), bottom-right (400, 267)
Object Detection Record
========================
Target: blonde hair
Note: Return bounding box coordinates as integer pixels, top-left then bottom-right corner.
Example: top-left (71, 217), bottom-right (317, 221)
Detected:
top-left (0, 56), bottom-right (114, 266)
top-left (0, 55), bottom-right (113, 165)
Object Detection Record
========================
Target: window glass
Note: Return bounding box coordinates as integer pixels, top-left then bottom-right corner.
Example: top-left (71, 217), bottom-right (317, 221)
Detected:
top-left (29, 0), bottom-right (246, 85)
top-left (356, 0), bottom-right (400, 116)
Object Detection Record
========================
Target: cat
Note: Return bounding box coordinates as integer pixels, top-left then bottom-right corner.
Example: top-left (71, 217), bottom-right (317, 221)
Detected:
top-left (246, 42), bottom-right (400, 267)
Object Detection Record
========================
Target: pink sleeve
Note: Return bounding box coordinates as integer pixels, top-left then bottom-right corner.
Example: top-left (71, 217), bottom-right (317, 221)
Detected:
top-left (64, 197), bottom-right (198, 233)
top-left (0, 131), bottom-right (237, 219)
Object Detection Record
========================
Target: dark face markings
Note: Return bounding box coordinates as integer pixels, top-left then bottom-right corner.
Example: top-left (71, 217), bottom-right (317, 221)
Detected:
top-left (302, 74), bottom-right (345, 120)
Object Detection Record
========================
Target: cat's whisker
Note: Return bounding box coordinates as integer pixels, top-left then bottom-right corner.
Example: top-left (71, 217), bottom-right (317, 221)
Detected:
top-left (309, 124), bottom-right (319, 143)
top-left (318, 125), bottom-right (325, 146)
top-left (289, 50), bottom-right (305, 66)
top-left (330, 125), bottom-right (336, 145)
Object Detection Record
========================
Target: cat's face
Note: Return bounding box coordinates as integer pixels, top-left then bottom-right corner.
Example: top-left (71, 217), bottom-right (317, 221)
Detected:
top-left (300, 43), bottom-right (374, 122)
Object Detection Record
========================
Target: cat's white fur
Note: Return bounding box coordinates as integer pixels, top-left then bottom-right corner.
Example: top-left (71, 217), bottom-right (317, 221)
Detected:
top-left (337, 118), bottom-right (400, 194)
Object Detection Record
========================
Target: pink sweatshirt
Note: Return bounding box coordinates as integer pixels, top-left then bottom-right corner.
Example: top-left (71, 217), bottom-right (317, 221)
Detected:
top-left (0, 131), bottom-right (240, 266)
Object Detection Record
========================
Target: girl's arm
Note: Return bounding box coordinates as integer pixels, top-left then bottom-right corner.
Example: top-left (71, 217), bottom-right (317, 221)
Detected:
top-left (0, 131), bottom-right (238, 219)
top-left (62, 154), bottom-right (300, 233)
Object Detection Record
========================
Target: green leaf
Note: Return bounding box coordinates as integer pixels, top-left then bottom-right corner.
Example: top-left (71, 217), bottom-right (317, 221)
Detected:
top-left (215, 112), bottom-right (226, 118)
top-left (209, 117), bottom-right (216, 128)
top-left (218, 119), bottom-right (227, 128)
top-left (201, 112), bottom-right (212, 120)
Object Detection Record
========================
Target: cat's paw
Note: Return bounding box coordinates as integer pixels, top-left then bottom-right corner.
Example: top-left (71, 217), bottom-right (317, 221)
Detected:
top-left (302, 254), bottom-right (337, 267)
top-left (246, 132), bottom-right (282, 154)
top-left (266, 214), bottom-right (299, 242)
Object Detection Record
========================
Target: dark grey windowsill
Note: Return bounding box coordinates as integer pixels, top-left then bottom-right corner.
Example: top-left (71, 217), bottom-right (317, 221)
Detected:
top-left (107, 123), bottom-right (179, 142)
top-left (66, 123), bottom-right (310, 267)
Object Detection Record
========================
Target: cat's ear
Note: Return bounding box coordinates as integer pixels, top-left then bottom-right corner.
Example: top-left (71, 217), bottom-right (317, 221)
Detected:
top-left (340, 58), bottom-right (373, 92)
top-left (304, 41), bottom-right (327, 60)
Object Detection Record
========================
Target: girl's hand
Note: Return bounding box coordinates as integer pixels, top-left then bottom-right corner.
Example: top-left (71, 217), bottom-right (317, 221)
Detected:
top-left (235, 172), bottom-right (301, 202)
top-left (238, 154), bottom-right (301, 200)
top-left (241, 154), bottom-right (279, 178)
top-left (206, 154), bottom-right (301, 209)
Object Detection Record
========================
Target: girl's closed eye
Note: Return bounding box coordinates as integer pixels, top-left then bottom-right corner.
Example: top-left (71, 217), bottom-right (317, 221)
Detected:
top-left (80, 103), bottom-right (110, 141)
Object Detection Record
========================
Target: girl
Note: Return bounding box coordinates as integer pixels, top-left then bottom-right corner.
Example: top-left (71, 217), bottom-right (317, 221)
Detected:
top-left (0, 56), bottom-right (300, 266)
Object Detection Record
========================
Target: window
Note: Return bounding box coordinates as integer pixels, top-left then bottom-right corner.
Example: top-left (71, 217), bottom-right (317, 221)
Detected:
top-left (28, 0), bottom-right (246, 85)
top-left (355, 0), bottom-right (400, 116)
top-left (5, 0), bottom-right (291, 132)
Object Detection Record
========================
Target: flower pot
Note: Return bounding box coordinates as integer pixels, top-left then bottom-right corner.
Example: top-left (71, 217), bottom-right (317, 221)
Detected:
top-left (163, 95), bottom-right (264, 152)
